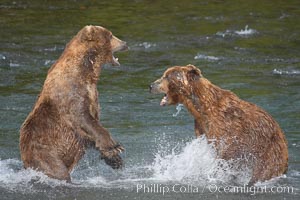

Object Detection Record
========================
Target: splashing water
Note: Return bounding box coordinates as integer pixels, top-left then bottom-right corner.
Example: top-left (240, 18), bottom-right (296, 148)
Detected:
top-left (273, 68), bottom-right (300, 75)
top-left (173, 104), bottom-right (184, 117)
top-left (151, 136), bottom-right (252, 185)
top-left (0, 135), bottom-right (281, 192)
top-left (0, 159), bottom-right (70, 193)
top-left (216, 25), bottom-right (257, 37)
top-left (152, 136), bottom-right (216, 183)
top-left (235, 25), bottom-right (257, 35)
top-left (194, 54), bottom-right (221, 61)
top-left (137, 42), bottom-right (157, 49)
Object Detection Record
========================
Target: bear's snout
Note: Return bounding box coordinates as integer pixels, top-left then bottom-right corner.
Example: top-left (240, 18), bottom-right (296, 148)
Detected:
top-left (149, 83), bottom-right (155, 93)
top-left (150, 77), bottom-right (169, 94)
top-left (111, 36), bottom-right (129, 53)
top-left (149, 81), bottom-right (160, 94)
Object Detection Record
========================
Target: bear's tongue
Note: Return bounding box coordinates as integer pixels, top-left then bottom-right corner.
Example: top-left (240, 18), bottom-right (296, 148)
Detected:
top-left (160, 94), bottom-right (168, 106)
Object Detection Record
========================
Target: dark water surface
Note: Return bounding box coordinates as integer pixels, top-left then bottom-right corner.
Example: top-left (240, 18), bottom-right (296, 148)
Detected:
top-left (0, 0), bottom-right (299, 199)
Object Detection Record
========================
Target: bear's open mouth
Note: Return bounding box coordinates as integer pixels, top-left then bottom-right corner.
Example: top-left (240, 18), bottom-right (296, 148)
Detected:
top-left (160, 94), bottom-right (168, 106)
top-left (111, 43), bottom-right (128, 66)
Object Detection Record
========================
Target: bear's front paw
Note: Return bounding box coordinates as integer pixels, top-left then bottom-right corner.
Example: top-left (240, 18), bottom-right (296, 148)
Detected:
top-left (100, 144), bottom-right (124, 169)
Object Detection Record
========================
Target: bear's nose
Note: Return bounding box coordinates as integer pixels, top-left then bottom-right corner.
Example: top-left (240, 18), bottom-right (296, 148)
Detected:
top-left (149, 84), bottom-right (153, 93)
top-left (120, 42), bottom-right (129, 52)
top-left (149, 82), bottom-right (160, 94)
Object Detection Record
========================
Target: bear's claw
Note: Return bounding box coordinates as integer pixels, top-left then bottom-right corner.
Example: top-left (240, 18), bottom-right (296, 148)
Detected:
top-left (100, 143), bottom-right (124, 169)
top-left (101, 154), bottom-right (123, 169)
top-left (114, 143), bottom-right (125, 153)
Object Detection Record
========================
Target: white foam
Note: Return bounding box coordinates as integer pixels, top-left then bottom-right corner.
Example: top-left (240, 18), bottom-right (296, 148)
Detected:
top-left (0, 54), bottom-right (6, 60)
top-left (44, 45), bottom-right (58, 52)
top-left (235, 25), bottom-right (257, 35)
top-left (173, 104), bottom-right (184, 117)
top-left (216, 25), bottom-right (257, 37)
top-left (151, 136), bottom-right (252, 185)
top-left (138, 42), bottom-right (157, 49)
top-left (85, 176), bottom-right (108, 186)
top-left (44, 59), bottom-right (55, 66)
top-left (151, 137), bottom-right (216, 183)
top-left (273, 68), bottom-right (300, 75)
top-left (279, 13), bottom-right (290, 20)
top-left (0, 158), bottom-right (70, 193)
top-left (9, 62), bottom-right (20, 67)
top-left (216, 30), bottom-right (232, 38)
top-left (194, 54), bottom-right (221, 61)
top-left (0, 135), bottom-right (290, 191)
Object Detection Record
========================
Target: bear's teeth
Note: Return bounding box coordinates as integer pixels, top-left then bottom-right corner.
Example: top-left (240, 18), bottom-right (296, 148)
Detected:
top-left (112, 56), bottom-right (120, 66)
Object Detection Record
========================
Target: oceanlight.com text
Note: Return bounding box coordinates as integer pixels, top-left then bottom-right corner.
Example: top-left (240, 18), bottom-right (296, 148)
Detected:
top-left (136, 184), bottom-right (294, 196)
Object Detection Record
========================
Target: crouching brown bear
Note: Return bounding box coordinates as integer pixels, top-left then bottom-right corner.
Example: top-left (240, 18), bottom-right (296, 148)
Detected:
top-left (20, 25), bottom-right (128, 182)
top-left (150, 64), bottom-right (288, 184)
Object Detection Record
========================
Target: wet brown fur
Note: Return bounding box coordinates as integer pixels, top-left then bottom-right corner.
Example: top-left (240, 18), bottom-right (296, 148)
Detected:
top-left (151, 65), bottom-right (288, 184)
top-left (20, 26), bottom-right (126, 181)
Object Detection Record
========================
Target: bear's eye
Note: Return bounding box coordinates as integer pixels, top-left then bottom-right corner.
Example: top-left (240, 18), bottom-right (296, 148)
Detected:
top-left (109, 34), bottom-right (113, 40)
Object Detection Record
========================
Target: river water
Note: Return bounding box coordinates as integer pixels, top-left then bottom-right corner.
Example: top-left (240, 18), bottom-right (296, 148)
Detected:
top-left (0, 0), bottom-right (299, 199)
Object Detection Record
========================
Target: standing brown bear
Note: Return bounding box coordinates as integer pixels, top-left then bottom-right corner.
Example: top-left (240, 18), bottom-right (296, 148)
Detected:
top-left (20, 25), bottom-right (128, 182)
top-left (150, 65), bottom-right (288, 184)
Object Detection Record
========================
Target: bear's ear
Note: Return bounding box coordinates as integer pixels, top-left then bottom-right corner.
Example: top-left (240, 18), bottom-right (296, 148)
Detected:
top-left (79, 26), bottom-right (105, 42)
top-left (187, 66), bottom-right (202, 82)
top-left (79, 26), bottom-right (95, 41)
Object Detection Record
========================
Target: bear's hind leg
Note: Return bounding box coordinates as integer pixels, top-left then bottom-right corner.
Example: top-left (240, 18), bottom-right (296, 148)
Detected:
top-left (42, 159), bottom-right (71, 182)
top-left (31, 152), bottom-right (71, 182)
